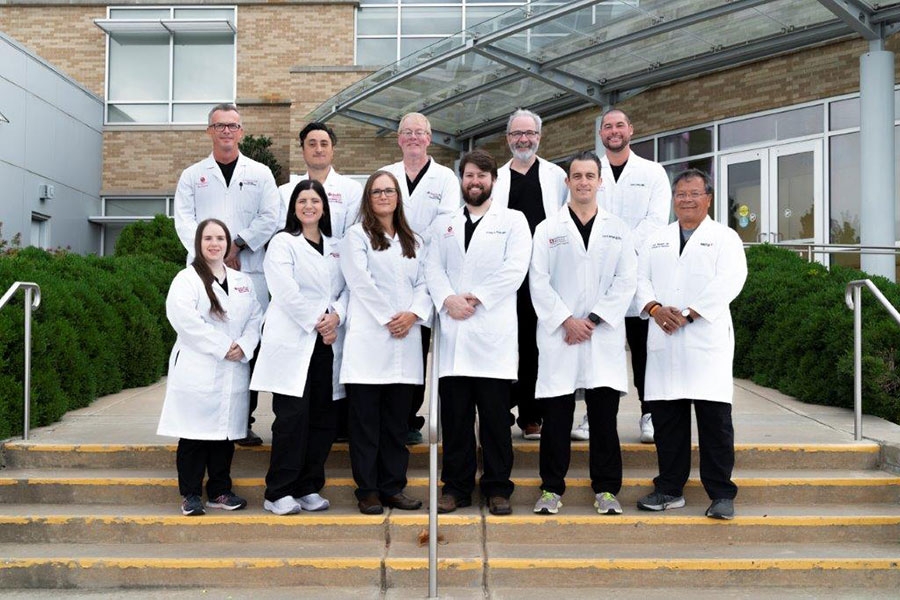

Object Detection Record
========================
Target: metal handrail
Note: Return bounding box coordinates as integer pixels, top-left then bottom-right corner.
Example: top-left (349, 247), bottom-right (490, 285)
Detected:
top-left (0, 282), bottom-right (42, 441)
top-left (743, 241), bottom-right (899, 263)
top-left (426, 317), bottom-right (441, 599)
top-left (844, 279), bottom-right (900, 441)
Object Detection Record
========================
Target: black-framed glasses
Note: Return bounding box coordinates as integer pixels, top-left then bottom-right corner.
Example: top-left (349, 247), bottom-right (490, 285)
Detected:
top-left (208, 123), bottom-right (242, 132)
top-left (371, 188), bottom-right (399, 198)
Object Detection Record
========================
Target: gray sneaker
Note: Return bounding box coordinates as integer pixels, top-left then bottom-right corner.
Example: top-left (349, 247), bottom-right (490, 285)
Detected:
top-left (533, 490), bottom-right (562, 514)
top-left (636, 491), bottom-right (685, 511)
top-left (594, 492), bottom-right (623, 515)
top-left (706, 498), bottom-right (735, 520)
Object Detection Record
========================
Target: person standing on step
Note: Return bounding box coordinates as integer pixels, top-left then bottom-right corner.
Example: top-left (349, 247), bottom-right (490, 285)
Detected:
top-left (174, 103), bottom-right (281, 448)
top-left (582, 108), bottom-right (671, 445)
top-left (634, 169), bottom-right (747, 520)
top-left (340, 170), bottom-right (432, 515)
top-left (492, 108), bottom-right (569, 441)
top-left (158, 218), bottom-right (262, 516)
top-left (529, 151), bottom-right (636, 516)
top-left (251, 180), bottom-right (347, 515)
top-left (426, 149), bottom-right (532, 516)
top-left (380, 112), bottom-right (462, 446)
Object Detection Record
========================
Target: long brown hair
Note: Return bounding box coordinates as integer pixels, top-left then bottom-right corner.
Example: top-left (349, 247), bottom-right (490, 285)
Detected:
top-left (360, 170), bottom-right (418, 258)
top-left (192, 218), bottom-right (231, 321)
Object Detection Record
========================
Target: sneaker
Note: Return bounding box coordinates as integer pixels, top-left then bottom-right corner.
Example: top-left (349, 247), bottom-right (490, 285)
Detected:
top-left (264, 496), bottom-right (302, 515)
top-left (639, 414), bottom-right (654, 444)
top-left (207, 491), bottom-right (248, 511)
top-left (522, 423), bottom-right (541, 440)
top-left (297, 493), bottom-right (330, 512)
top-left (181, 494), bottom-right (205, 516)
top-left (594, 492), bottom-right (623, 515)
top-left (571, 414), bottom-right (590, 441)
top-left (236, 428), bottom-right (263, 447)
top-left (706, 498), bottom-right (735, 520)
top-left (533, 490), bottom-right (562, 515)
top-left (636, 491), bottom-right (685, 511)
top-left (406, 429), bottom-right (424, 445)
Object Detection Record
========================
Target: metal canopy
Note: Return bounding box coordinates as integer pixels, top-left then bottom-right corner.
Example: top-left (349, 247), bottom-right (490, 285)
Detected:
top-left (307, 0), bottom-right (900, 151)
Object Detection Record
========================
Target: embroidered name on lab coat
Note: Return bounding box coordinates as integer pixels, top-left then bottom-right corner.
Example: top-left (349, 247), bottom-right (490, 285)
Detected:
top-left (629, 182), bottom-right (647, 188)
top-left (485, 229), bottom-right (507, 235)
top-left (329, 252), bottom-right (340, 259)
top-left (602, 234), bottom-right (622, 241)
top-left (549, 235), bottom-right (569, 247)
top-left (651, 242), bottom-right (670, 249)
top-left (328, 192), bottom-right (343, 204)
top-left (427, 191), bottom-right (443, 201)
top-left (241, 180), bottom-right (258, 188)
top-left (235, 285), bottom-right (251, 293)
top-left (700, 242), bottom-right (714, 247)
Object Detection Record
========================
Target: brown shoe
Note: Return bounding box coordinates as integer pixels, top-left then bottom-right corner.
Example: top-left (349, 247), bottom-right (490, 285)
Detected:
top-left (522, 423), bottom-right (541, 440)
top-left (437, 494), bottom-right (472, 514)
top-left (357, 493), bottom-right (384, 515)
top-left (488, 496), bottom-right (512, 516)
top-left (383, 492), bottom-right (422, 510)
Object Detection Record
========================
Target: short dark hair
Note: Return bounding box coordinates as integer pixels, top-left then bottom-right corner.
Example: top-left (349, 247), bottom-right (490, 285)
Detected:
top-left (672, 168), bottom-right (713, 196)
top-left (600, 107), bottom-right (631, 127)
top-left (299, 122), bottom-right (337, 146)
top-left (567, 150), bottom-right (602, 176)
top-left (207, 103), bottom-right (240, 125)
top-left (283, 179), bottom-right (332, 238)
top-left (458, 149), bottom-right (498, 179)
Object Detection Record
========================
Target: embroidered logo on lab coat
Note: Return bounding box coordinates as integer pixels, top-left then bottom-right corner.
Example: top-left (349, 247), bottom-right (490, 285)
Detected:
top-left (235, 285), bottom-right (251, 293)
top-left (444, 225), bottom-right (455, 238)
top-left (198, 176), bottom-right (209, 188)
top-left (328, 192), bottom-right (343, 204)
top-left (549, 235), bottom-right (569, 247)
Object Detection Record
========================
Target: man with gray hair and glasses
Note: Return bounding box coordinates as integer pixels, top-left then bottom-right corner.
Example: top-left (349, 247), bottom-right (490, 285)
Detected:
top-left (174, 103), bottom-right (281, 446)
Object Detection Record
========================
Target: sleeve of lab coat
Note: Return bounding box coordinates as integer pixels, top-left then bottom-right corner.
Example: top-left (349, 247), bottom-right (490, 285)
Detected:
top-left (264, 234), bottom-right (328, 334)
top-left (588, 228), bottom-right (637, 328)
top-left (424, 222), bottom-right (457, 312)
top-left (166, 270), bottom-right (233, 359)
top-left (438, 169), bottom-right (462, 216)
top-left (688, 228), bottom-right (748, 323)
top-left (173, 168), bottom-right (199, 254)
top-left (340, 227), bottom-right (395, 325)
top-left (343, 181), bottom-right (364, 231)
top-left (529, 220), bottom-right (572, 333)
top-left (634, 237), bottom-right (657, 320)
top-left (632, 164), bottom-right (671, 253)
top-left (409, 247), bottom-right (434, 323)
top-left (234, 283), bottom-right (263, 362)
top-left (471, 211), bottom-right (532, 311)
top-left (238, 167), bottom-right (281, 252)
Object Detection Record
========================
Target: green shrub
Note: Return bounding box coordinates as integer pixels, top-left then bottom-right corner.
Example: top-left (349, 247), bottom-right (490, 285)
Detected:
top-left (240, 134), bottom-right (282, 183)
top-left (114, 214), bottom-right (186, 265)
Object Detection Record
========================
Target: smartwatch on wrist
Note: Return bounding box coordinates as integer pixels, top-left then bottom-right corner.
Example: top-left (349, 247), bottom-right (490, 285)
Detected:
top-left (681, 308), bottom-right (694, 323)
top-left (588, 312), bottom-right (601, 325)
top-left (234, 236), bottom-right (247, 250)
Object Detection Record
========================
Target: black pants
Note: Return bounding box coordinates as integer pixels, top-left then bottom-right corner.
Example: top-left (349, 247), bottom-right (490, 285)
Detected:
top-left (648, 399), bottom-right (737, 500)
top-left (347, 383), bottom-right (414, 500)
top-left (439, 376), bottom-right (515, 501)
top-left (540, 387), bottom-right (622, 496)
top-left (625, 317), bottom-right (650, 414)
top-left (407, 326), bottom-right (431, 431)
top-left (512, 284), bottom-right (541, 429)
top-left (265, 338), bottom-right (336, 501)
top-left (176, 438), bottom-right (235, 499)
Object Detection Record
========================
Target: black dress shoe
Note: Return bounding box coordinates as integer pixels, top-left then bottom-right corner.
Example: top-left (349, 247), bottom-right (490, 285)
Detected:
top-left (357, 493), bottom-right (384, 515)
top-left (383, 492), bottom-right (422, 510)
top-left (436, 494), bottom-right (472, 514)
top-left (235, 428), bottom-right (262, 447)
top-left (488, 496), bottom-right (512, 516)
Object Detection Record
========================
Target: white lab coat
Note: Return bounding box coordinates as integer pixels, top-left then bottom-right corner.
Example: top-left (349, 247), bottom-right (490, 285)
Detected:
top-left (174, 152), bottom-right (281, 311)
top-left (277, 168), bottom-right (363, 239)
top-left (597, 152), bottom-right (671, 316)
top-left (492, 156), bottom-right (569, 219)
top-left (250, 231), bottom-right (348, 400)
top-left (380, 159), bottom-right (461, 241)
top-left (426, 202), bottom-right (532, 380)
top-left (158, 266), bottom-right (262, 440)
top-left (339, 223), bottom-right (432, 385)
top-left (634, 217), bottom-right (748, 403)
top-left (530, 206), bottom-right (637, 398)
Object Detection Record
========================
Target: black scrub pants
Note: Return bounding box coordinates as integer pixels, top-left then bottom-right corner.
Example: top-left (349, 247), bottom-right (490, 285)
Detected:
top-left (648, 399), bottom-right (737, 500)
top-left (264, 336), bottom-right (336, 502)
top-left (176, 438), bottom-right (235, 499)
top-left (625, 317), bottom-right (651, 415)
top-left (512, 283), bottom-right (541, 429)
top-left (439, 376), bottom-right (515, 501)
top-left (539, 387), bottom-right (622, 496)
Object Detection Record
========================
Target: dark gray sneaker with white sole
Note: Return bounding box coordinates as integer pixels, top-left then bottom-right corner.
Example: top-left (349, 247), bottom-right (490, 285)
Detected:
top-left (207, 491), bottom-right (248, 511)
top-left (706, 498), bottom-right (735, 520)
top-left (181, 494), bottom-right (205, 516)
top-left (636, 491), bottom-right (685, 511)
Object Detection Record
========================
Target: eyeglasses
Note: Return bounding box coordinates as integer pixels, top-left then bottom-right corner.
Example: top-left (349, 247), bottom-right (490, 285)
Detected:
top-left (508, 130), bottom-right (539, 138)
top-left (371, 187), bottom-right (399, 198)
top-left (399, 129), bottom-right (429, 138)
top-left (208, 123), bottom-right (242, 132)
top-left (674, 191), bottom-right (710, 200)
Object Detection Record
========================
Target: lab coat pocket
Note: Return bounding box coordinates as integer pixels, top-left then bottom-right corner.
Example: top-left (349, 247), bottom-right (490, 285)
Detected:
top-left (646, 323), bottom-right (667, 351)
top-left (684, 318), bottom-right (730, 352)
top-left (169, 347), bottom-right (217, 392)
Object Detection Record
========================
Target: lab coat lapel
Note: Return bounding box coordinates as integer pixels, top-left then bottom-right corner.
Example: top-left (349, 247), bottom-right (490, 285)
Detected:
top-left (203, 154), bottom-right (226, 189)
top-left (451, 209), bottom-right (467, 257)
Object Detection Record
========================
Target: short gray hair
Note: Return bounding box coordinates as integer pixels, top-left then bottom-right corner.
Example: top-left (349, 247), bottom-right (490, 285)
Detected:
top-left (506, 108), bottom-right (542, 134)
top-left (208, 103), bottom-right (240, 125)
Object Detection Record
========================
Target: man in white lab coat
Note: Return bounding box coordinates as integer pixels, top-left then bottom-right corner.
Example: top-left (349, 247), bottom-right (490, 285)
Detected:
top-left (174, 103), bottom-right (281, 446)
top-left (529, 151), bottom-right (636, 516)
top-left (380, 112), bottom-right (462, 445)
top-left (426, 149), bottom-right (532, 516)
top-left (593, 108), bottom-right (671, 445)
top-left (492, 109), bottom-right (569, 441)
top-left (634, 169), bottom-right (747, 520)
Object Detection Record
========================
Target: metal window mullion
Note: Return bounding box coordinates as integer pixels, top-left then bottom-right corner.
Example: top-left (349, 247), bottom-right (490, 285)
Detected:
top-left (396, 4), bottom-right (403, 63)
top-left (168, 16), bottom-right (175, 123)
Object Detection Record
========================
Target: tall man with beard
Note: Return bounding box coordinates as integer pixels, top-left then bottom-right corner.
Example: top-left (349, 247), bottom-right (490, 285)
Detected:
top-left (491, 109), bottom-right (569, 440)
top-left (426, 149), bottom-right (532, 515)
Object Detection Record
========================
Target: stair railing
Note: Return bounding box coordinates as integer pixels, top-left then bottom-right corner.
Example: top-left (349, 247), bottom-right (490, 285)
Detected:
top-left (426, 317), bottom-right (441, 599)
top-left (0, 282), bottom-right (42, 441)
top-left (844, 279), bottom-right (900, 441)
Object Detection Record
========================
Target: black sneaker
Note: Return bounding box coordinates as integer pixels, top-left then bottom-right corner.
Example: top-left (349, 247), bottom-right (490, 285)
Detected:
top-left (236, 428), bottom-right (263, 447)
top-left (706, 498), bottom-right (735, 520)
top-left (636, 491), bottom-right (685, 511)
top-left (181, 494), bottom-right (205, 516)
top-left (207, 491), bottom-right (248, 511)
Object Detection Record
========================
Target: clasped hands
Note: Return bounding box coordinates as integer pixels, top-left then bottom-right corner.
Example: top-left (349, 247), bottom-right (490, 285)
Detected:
top-left (443, 293), bottom-right (481, 320)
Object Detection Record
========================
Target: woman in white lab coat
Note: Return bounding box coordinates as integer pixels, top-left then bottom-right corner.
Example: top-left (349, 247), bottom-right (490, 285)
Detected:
top-left (250, 179), bottom-right (347, 515)
top-left (158, 218), bottom-right (262, 516)
top-left (340, 170), bottom-right (432, 515)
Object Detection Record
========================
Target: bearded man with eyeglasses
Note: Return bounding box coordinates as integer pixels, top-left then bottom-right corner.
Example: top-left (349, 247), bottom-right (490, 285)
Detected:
top-left (174, 102), bottom-right (281, 447)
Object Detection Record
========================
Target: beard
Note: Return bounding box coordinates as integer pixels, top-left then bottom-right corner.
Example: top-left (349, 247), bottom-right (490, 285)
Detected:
top-left (509, 140), bottom-right (539, 163)
top-left (463, 182), bottom-right (492, 207)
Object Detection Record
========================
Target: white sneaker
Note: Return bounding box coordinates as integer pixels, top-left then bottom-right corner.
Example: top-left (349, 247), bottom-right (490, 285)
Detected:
top-left (571, 414), bottom-right (589, 441)
top-left (640, 413), bottom-right (654, 444)
top-left (264, 496), bottom-right (302, 515)
top-left (297, 492), bottom-right (330, 512)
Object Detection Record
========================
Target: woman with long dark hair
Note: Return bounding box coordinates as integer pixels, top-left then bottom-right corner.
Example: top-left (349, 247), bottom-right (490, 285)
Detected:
top-left (251, 179), bottom-right (347, 515)
top-left (340, 170), bottom-right (431, 514)
top-left (158, 218), bottom-right (262, 516)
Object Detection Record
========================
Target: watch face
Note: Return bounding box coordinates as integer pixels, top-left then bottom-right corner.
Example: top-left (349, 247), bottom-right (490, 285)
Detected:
top-left (681, 309), bottom-right (690, 317)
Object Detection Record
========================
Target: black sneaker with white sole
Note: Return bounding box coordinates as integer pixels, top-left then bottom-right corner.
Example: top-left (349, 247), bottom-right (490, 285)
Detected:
top-left (636, 491), bottom-right (685, 511)
top-left (706, 498), bottom-right (735, 520)
top-left (181, 494), bottom-right (205, 516)
top-left (207, 491), bottom-right (248, 511)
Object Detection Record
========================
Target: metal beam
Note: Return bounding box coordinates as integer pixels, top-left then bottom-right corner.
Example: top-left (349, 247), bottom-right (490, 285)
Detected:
top-left (341, 109), bottom-right (463, 151)
top-left (422, 72), bottom-right (524, 116)
top-left (817, 0), bottom-right (880, 40)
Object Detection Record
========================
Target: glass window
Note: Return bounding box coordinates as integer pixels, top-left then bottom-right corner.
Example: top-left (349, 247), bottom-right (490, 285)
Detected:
top-left (664, 158), bottom-right (714, 221)
top-left (104, 198), bottom-right (168, 217)
top-left (402, 8), bottom-right (461, 35)
top-left (630, 139), bottom-right (654, 161)
top-left (829, 98), bottom-right (859, 131)
top-left (357, 7), bottom-right (398, 35)
top-left (659, 127), bottom-right (713, 162)
top-left (719, 106), bottom-right (823, 150)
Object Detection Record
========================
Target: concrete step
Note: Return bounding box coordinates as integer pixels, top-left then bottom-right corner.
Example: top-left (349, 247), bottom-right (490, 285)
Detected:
top-left (1, 441), bottom-right (882, 471)
top-left (1, 468), bottom-right (897, 506)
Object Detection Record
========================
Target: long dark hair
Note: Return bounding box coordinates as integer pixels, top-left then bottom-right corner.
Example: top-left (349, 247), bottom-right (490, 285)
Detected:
top-left (360, 170), bottom-right (417, 258)
top-left (192, 218), bottom-right (231, 321)
top-left (282, 179), bottom-right (332, 237)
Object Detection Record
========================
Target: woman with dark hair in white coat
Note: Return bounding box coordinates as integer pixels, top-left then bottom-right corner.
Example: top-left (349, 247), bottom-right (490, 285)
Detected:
top-left (340, 170), bottom-right (432, 515)
top-left (158, 218), bottom-right (262, 516)
top-left (250, 179), bottom-right (348, 515)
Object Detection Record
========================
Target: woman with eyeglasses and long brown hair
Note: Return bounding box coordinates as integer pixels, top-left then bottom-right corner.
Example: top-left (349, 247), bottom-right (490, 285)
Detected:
top-left (339, 170), bottom-right (432, 514)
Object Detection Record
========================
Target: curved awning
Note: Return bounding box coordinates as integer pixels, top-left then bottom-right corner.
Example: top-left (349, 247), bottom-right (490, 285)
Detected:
top-left (308, 0), bottom-right (900, 150)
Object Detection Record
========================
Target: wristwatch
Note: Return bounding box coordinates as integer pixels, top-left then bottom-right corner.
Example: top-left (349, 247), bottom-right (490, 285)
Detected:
top-left (681, 308), bottom-right (694, 324)
top-left (234, 236), bottom-right (247, 250)
top-left (588, 312), bottom-right (601, 325)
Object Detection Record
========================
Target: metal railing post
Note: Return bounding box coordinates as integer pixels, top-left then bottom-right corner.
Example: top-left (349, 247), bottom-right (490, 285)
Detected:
top-left (0, 282), bottom-right (42, 442)
top-left (427, 317), bottom-right (441, 599)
